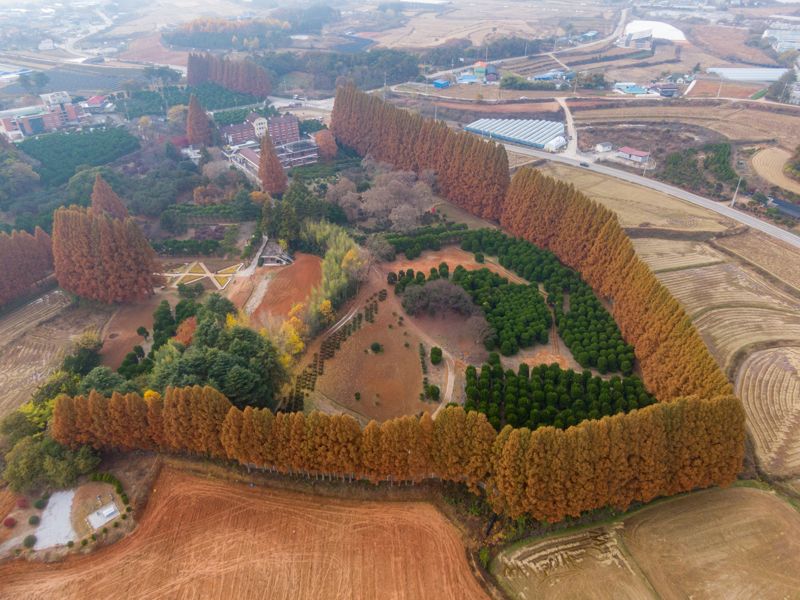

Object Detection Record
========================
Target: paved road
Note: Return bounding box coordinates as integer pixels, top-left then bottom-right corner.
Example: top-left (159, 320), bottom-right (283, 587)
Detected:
top-left (504, 143), bottom-right (800, 249)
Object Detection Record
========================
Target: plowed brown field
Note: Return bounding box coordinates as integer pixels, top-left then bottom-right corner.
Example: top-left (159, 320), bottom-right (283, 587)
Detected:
top-left (0, 468), bottom-right (487, 600)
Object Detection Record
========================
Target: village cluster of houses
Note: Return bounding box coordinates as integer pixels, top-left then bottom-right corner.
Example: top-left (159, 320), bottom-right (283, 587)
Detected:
top-left (0, 91), bottom-right (115, 142)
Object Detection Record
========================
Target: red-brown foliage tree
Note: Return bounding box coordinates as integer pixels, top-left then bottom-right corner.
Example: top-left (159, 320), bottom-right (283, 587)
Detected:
top-left (0, 227), bottom-right (53, 308)
top-left (187, 53), bottom-right (271, 98)
top-left (90, 174), bottom-right (128, 220)
top-left (331, 84), bottom-right (508, 220)
top-left (258, 133), bottom-right (287, 196)
top-left (52, 205), bottom-right (156, 303)
top-left (314, 129), bottom-right (337, 160)
top-left (186, 94), bottom-right (212, 146)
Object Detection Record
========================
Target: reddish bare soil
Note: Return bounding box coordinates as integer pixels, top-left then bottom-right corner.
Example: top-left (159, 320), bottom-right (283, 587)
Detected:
top-left (0, 468), bottom-right (488, 600)
top-left (253, 253), bottom-right (322, 322)
top-left (250, 252), bottom-right (322, 326)
top-left (389, 247), bottom-right (526, 284)
top-left (0, 488), bottom-right (18, 544)
top-left (100, 292), bottom-right (175, 369)
top-left (118, 34), bottom-right (188, 67)
top-left (312, 269), bottom-right (433, 422)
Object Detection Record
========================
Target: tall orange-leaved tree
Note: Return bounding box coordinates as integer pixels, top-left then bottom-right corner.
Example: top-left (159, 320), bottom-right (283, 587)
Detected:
top-left (258, 133), bottom-right (287, 196)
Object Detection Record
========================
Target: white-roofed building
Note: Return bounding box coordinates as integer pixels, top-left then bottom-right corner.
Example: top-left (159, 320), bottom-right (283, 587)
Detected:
top-left (464, 118), bottom-right (566, 150)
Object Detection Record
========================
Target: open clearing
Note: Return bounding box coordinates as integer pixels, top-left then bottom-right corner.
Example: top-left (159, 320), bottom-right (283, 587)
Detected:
top-left (0, 468), bottom-right (488, 600)
top-left (537, 162), bottom-right (733, 232)
top-left (751, 147), bottom-right (800, 195)
top-left (310, 268), bottom-right (434, 423)
top-left (494, 486), bottom-right (800, 600)
top-left (252, 253), bottom-right (322, 323)
top-left (101, 292), bottom-right (176, 370)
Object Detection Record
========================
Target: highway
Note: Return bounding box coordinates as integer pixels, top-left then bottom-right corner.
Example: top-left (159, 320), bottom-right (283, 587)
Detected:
top-left (503, 143), bottom-right (800, 250)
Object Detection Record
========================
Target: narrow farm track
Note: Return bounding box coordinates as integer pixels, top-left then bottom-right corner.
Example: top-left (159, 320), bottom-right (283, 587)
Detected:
top-left (0, 469), bottom-right (488, 600)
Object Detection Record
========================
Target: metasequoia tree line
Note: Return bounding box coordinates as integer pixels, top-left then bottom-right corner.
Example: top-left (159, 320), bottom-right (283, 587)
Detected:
top-left (53, 387), bottom-right (743, 523)
top-left (52, 91), bottom-right (747, 524)
top-left (186, 94), bottom-right (213, 146)
top-left (331, 84), bottom-right (508, 220)
top-left (258, 133), bottom-right (287, 195)
top-left (52, 176), bottom-right (157, 303)
top-left (187, 52), bottom-right (271, 98)
top-left (0, 227), bottom-right (53, 307)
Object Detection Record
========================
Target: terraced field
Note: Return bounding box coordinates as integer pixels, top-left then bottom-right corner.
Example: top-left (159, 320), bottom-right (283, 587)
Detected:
top-left (696, 307), bottom-right (800, 374)
top-left (657, 263), bottom-right (798, 318)
top-left (0, 291), bottom-right (70, 348)
top-left (631, 239), bottom-right (725, 273)
top-left (737, 347), bottom-right (800, 476)
top-left (634, 234), bottom-right (800, 479)
top-left (0, 303), bottom-right (112, 418)
top-left (494, 523), bottom-right (654, 599)
top-left (495, 486), bottom-right (800, 599)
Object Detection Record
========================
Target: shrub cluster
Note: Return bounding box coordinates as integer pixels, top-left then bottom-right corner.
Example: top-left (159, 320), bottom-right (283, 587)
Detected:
top-left (384, 223), bottom-right (467, 259)
top-left (451, 266), bottom-right (550, 355)
top-left (465, 357), bottom-right (653, 431)
top-left (461, 229), bottom-right (634, 372)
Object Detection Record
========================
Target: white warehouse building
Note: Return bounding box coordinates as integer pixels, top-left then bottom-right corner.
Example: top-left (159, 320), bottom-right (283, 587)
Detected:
top-left (464, 118), bottom-right (566, 151)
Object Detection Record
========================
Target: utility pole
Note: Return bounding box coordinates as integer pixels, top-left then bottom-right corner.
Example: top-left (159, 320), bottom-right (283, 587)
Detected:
top-left (730, 175), bottom-right (743, 208)
top-left (383, 72), bottom-right (387, 100)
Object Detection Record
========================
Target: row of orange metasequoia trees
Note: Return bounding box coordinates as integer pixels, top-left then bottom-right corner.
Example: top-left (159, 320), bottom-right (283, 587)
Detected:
top-left (0, 226), bottom-right (53, 308)
top-left (187, 52), bottom-right (271, 98)
top-left (52, 175), bottom-right (156, 304)
top-left (53, 87), bottom-right (746, 523)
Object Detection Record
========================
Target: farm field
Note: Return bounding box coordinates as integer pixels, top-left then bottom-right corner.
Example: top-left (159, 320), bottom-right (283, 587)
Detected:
top-left (570, 103), bottom-right (800, 149)
top-left (686, 78), bottom-right (765, 99)
top-left (751, 147), bottom-right (800, 195)
top-left (687, 25), bottom-right (777, 65)
top-left (624, 487), bottom-right (800, 599)
top-left (537, 162), bottom-right (733, 232)
top-left (363, 0), bottom-right (613, 48)
top-left (602, 43), bottom-right (733, 84)
top-left (118, 33), bottom-right (189, 67)
top-left (0, 468), bottom-right (488, 600)
top-left (715, 230), bottom-right (800, 291)
top-left (0, 300), bottom-right (112, 419)
top-left (737, 347), bottom-right (800, 477)
top-left (494, 486), bottom-right (800, 600)
top-left (394, 83), bottom-right (570, 102)
top-left (493, 522), bottom-right (655, 599)
top-left (633, 234), bottom-right (800, 479)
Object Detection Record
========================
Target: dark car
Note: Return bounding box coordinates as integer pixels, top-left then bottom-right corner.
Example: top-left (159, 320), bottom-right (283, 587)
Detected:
top-left (579, 162), bottom-right (590, 168)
